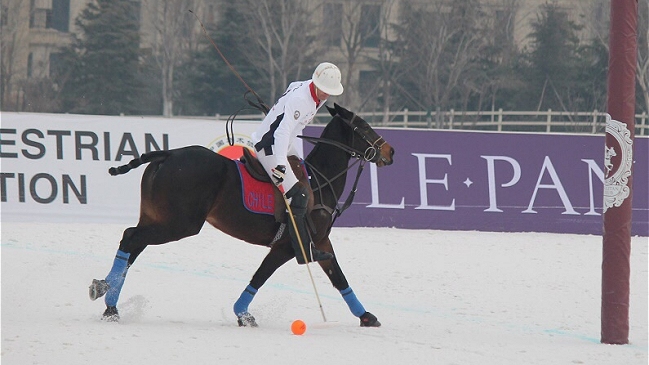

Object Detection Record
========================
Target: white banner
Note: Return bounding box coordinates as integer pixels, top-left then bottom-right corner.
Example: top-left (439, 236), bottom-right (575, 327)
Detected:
top-left (0, 112), bottom-right (261, 223)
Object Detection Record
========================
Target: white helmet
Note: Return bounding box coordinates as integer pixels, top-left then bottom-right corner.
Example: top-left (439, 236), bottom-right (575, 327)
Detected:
top-left (312, 62), bottom-right (344, 96)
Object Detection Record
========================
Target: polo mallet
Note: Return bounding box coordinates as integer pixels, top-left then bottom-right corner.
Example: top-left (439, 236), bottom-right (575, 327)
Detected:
top-left (277, 183), bottom-right (328, 322)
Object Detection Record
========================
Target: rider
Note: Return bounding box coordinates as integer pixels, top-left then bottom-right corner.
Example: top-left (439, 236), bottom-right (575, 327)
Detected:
top-left (251, 62), bottom-right (344, 264)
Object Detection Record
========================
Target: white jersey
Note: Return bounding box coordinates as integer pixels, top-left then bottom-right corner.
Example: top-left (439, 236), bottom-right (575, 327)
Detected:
top-left (252, 80), bottom-right (325, 160)
top-left (251, 80), bottom-right (326, 192)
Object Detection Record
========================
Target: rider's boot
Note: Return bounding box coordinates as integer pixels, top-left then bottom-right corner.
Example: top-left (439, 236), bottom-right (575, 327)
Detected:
top-left (285, 184), bottom-right (333, 265)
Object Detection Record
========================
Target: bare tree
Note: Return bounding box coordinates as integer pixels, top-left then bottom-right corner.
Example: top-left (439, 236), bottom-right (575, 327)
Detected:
top-left (394, 0), bottom-right (488, 111)
top-left (474, 0), bottom-right (520, 113)
top-left (142, 0), bottom-right (201, 116)
top-left (237, 0), bottom-right (319, 103)
top-left (355, 0), bottom-right (401, 118)
top-left (575, 0), bottom-right (649, 114)
top-left (1, 0), bottom-right (30, 110)
top-left (336, 2), bottom-right (374, 108)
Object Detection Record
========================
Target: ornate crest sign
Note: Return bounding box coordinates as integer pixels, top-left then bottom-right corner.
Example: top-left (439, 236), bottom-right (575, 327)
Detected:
top-left (603, 113), bottom-right (633, 213)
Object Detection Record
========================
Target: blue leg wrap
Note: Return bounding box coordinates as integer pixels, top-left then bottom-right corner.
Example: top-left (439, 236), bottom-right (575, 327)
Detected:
top-left (104, 250), bottom-right (131, 307)
top-left (233, 285), bottom-right (258, 316)
top-left (340, 287), bottom-right (366, 317)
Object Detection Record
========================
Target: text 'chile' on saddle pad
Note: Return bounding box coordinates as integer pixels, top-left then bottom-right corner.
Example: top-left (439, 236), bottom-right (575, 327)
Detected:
top-left (235, 160), bottom-right (275, 215)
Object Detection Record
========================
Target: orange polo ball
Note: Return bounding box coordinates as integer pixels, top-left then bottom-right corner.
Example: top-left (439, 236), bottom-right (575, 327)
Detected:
top-left (291, 320), bottom-right (306, 335)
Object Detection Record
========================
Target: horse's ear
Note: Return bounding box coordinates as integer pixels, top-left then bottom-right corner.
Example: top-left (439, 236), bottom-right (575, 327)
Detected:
top-left (326, 104), bottom-right (336, 116)
top-left (333, 103), bottom-right (351, 118)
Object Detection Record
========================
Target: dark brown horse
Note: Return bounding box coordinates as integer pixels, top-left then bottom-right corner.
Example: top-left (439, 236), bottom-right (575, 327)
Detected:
top-left (89, 103), bottom-right (394, 327)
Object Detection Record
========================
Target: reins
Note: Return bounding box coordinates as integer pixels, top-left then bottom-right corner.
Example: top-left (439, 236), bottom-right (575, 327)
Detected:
top-left (299, 135), bottom-right (367, 161)
top-left (299, 113), bottom-right (386, 164)
top-left (299, 136), bottom-right (366, 223)
top-left (305, 157), bottom-right (366, 226)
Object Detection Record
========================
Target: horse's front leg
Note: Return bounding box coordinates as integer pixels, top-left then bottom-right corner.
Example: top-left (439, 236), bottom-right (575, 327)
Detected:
top-left (317, 238), bottom-right (381, 327)
top-left (233, 242), bottom-right (294, 327)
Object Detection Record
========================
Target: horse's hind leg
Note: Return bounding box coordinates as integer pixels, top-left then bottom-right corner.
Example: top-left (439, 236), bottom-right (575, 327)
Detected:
top-left (90, 221), bottom-right (203, 321)
top-left (88, 227), bottom-right (140, 320)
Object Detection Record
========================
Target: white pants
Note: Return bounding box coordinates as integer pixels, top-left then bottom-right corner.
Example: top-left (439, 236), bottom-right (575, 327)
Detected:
top-left (256, 149), bottom-right (299, 194)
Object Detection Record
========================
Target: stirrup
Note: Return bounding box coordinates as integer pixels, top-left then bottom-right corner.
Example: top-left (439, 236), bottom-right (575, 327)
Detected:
top-left (89, 279), bottom-right (109, 301)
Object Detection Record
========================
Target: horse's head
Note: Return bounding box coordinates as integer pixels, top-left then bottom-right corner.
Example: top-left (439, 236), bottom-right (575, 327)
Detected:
top-left (326, 103), bottom-right (394, 167)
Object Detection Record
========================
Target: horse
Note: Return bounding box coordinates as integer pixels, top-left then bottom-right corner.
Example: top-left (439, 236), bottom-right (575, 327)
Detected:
top-left (89, 103), bottom-right (395, 327)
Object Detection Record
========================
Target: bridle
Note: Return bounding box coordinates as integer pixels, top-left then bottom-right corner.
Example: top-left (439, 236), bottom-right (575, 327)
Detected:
top-left (300, 112), bottom-right (387, 164)
top-left (345, 113), bottom-right (388, 163)
top-left (299, 112), bottom-right (387, 225)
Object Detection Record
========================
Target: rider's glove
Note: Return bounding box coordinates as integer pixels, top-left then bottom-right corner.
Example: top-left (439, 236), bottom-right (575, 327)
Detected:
top-left (271, 165), bottom-right (286, 186)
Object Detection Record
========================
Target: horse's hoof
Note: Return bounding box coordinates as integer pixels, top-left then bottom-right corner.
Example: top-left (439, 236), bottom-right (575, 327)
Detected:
top-left (89, 279), bottom-right (109, 301)
top-left (237, 312), bottom-right (258, 327)
top-left (102, 306), bottom-right (120, 322)
top-left (360, 312), bottom-right (381, 327)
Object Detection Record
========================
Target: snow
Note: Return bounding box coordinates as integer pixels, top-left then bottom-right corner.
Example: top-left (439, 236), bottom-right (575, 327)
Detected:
top-left (1, 222), bottom-right (647, 365)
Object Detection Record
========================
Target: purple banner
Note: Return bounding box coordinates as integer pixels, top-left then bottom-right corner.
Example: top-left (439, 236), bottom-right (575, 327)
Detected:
top-left (305, 127), bottom-right (648, 236)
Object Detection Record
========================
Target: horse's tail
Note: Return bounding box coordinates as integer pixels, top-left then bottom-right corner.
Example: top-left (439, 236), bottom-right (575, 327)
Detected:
top-left (108, 150), bottom-right (170, 176)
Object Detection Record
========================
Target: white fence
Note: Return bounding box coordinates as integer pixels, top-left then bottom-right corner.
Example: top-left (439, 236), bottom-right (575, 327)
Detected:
top-left (218, 109), bottom-right (649, 136)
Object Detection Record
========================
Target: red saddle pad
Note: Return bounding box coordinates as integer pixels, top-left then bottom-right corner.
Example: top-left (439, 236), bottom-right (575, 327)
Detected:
top-left (235, 161), bottom-right (275, 215)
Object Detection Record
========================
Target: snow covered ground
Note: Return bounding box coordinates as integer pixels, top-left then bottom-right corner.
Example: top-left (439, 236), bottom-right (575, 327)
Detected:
top-left (1, 222), bottom-right (647, 365)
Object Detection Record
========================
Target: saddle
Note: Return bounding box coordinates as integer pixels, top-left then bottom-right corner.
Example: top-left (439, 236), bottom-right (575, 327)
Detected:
top-left (239, 148), bottom-right (314, 222)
